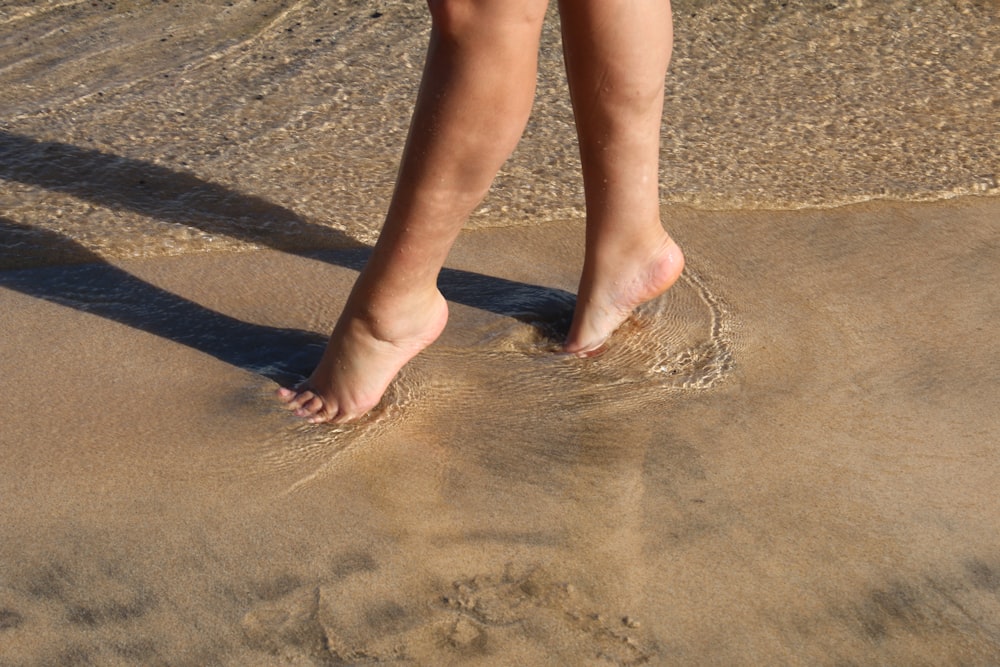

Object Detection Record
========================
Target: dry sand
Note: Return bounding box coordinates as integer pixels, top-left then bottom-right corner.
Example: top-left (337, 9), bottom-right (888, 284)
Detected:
top-left (2, 0), bottom-right (999, 664)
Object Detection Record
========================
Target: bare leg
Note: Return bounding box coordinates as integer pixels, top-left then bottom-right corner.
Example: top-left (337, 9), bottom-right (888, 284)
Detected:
top-left (559, 0), bottom-right (685, 356)
top-left (278, 0), bottom-right (548, 423)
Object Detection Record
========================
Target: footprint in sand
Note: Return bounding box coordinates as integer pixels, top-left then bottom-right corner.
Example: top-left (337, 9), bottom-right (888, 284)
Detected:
top-left (240, 563), bottom-right (658, 665)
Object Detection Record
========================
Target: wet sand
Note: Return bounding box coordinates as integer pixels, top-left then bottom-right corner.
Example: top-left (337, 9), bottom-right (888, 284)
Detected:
top-left (2, 0), bottom-right (1000, 664)
top-left (2, 197), bottom-right (1000, 664)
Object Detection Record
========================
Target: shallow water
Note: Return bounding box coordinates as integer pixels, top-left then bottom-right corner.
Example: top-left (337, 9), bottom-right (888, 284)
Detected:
top-left (1, 0), bottom-right (998, 268)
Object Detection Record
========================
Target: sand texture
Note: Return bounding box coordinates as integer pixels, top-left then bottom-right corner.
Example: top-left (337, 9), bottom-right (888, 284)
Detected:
top-left (3, 198), bottom-right (1000, 664)
top-left (1, 0), bottom-right (999, 664)
top-left (1, 0), bottom-right (997, 261)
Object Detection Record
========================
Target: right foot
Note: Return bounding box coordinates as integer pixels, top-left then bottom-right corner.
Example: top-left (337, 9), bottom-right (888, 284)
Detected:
top-left (277, 290), bottom-right (448, 424)
top-left (564, 233), bottom-right (684, 356)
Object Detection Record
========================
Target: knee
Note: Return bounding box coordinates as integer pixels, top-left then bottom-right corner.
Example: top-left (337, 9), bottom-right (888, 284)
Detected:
top-left (426, 0), bottom-right (474, 36)
top-left (426, 0), bottom-right (547, 44)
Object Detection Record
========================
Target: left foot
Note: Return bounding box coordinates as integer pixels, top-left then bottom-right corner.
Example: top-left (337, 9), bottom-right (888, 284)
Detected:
top-left (276, 288), bottom-right (448, 424)
top-left (564, 233), bottom-right (684, 356)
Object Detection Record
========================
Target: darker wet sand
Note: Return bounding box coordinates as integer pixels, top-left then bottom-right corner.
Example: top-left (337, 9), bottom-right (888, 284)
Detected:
top-left (1, 197), bottom-right (998, 665)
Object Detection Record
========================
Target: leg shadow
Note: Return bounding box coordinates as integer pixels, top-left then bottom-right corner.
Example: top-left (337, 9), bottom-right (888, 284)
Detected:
top-left (0, 130), bottom-right (576, 324)
top-left (0, 130), bottom-right (356, 254)
top-left (0, 217), bottom-right (324, 385)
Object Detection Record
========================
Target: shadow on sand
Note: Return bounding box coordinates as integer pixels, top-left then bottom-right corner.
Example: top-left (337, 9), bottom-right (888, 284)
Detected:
top-left (0, 131), bottom-right (576, 383)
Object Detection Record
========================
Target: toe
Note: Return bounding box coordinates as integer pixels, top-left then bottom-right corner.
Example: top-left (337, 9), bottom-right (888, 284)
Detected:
top-left (294, 396), bottom-right (325, 416)
top-left (308, 402), bottom-right (337, 424)
top-left (282, 389), bottom-right (316, 411)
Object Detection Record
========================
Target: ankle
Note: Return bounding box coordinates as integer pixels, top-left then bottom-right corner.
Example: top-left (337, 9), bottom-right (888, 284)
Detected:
top-left (343, 285), bottom-right (448, 344)
top-left (588, 225), bottom-right (676, 275)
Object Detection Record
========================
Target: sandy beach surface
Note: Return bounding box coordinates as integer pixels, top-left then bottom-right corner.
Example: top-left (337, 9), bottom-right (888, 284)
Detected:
top-left (2, 0), bottom-right (999, 664)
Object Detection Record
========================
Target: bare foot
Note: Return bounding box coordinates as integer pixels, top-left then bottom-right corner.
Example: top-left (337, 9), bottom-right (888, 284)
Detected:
top-left (564, 234), bottom-right (685, 356)
top-left (277, 290), bottom-right (448, 423)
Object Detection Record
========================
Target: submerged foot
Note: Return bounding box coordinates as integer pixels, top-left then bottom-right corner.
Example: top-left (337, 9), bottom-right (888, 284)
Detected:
top-left (277, 290), bottom-right (448, 424)
top-left (564, 234), bottom-right (685, 356)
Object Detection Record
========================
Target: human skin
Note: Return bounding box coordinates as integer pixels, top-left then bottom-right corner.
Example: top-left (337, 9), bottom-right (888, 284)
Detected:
top-left (278, 0), bottom-right (684, 423)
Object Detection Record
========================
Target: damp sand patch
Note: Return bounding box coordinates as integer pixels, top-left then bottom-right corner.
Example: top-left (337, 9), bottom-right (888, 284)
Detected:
top-left (1, 198), bottom-right (999, 664)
